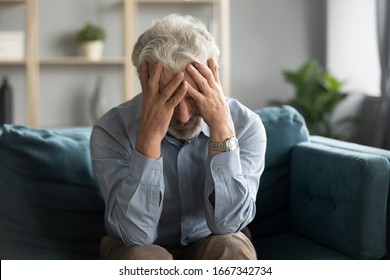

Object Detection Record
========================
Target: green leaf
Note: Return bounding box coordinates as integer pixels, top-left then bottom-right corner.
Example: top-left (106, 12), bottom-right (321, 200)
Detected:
top-left (269, 60), bottom-right (359, 138)
top-left (76, 22), bottom-right (106, 42)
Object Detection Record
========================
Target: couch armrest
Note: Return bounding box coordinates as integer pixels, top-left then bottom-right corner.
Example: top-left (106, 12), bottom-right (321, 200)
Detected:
top-left (310, 135), bottom-right (390, 259)
top-left (310, 135), bottom-right (390, 161)
top-left (291, 141), bottom-right (390, 259)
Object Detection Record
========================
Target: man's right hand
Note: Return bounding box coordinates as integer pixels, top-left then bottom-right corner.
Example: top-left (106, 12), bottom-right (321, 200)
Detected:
top-left (135, 61), bottom-right (187, 159)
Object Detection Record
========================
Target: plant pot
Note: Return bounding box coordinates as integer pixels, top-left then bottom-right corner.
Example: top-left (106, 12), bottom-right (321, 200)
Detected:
top-left (81, 41), bottom-right (104, 61)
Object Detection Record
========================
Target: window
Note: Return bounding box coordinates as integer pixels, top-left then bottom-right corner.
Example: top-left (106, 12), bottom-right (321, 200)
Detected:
top-left (327, 0), bottom-right (380, 96)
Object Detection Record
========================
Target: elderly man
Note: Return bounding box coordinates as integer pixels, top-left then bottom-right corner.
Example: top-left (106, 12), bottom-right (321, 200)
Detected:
top-left (90, 14), bottom-right (266, 260)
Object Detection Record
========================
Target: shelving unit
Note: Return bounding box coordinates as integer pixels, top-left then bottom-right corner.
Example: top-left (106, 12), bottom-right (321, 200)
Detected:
top-left (0, 60), bottom-right (26, 65)
top-left (0, 0), bottom-right (37, 126)
top-left (39, 57), bottom-right (126, 65)
top-left (0, 0), bottom-right (230, 127)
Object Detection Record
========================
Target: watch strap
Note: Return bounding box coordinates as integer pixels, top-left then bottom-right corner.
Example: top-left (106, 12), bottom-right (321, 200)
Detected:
top-left (208, 140), bottom-right (227, 152)
top-left (208, 137), bottom-right (238, 152)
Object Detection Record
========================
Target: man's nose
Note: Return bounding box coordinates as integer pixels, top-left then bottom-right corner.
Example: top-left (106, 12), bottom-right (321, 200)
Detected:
top-left (174, 100), bottom-right (192, 124)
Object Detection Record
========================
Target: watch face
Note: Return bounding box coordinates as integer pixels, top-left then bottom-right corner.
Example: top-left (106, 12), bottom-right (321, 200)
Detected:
top-left (228, 138), bottom-right (239, 151)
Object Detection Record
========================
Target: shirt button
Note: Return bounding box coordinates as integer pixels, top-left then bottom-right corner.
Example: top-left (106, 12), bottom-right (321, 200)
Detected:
top-left (153, 170), bottom-right (160, 176)
top-left (212, 165), bottom-right (221, 171)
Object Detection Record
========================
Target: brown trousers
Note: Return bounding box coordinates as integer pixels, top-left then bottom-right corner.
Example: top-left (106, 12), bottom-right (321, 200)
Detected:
top-left (100, 231), bottom-right (257, 260)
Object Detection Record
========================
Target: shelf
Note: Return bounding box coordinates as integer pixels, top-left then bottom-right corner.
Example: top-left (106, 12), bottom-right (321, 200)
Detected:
top-left (0, 0), bottom-right (229, 127)
top-left (39, 57), bottom-right (125, 65)
top-left (138, 0), bottom-right (218, 3)
top-left (0, 59), bottom-right (26, 65)
top-left (0, 0), bottom-right (26, 3)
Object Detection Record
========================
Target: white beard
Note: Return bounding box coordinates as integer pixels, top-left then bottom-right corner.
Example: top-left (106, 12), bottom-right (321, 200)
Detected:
top-left (168, 116), bottom-right (203, 141)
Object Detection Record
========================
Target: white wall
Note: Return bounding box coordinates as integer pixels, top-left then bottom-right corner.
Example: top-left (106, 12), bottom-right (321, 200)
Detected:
top-left (230, 0), bottom-right (326, 110)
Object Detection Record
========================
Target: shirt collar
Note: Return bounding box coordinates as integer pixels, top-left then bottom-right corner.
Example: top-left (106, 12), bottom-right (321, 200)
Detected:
top-left (201, 121), bottom-right (210, 137)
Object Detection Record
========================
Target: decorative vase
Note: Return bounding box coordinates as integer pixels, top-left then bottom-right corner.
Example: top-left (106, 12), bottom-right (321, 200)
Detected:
top-left (0, 76), bottom-right (13, 126)
top-left (81, 41), bottom-right (104, 61)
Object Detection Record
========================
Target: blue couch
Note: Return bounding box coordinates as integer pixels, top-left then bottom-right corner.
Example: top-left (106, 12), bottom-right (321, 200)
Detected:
top-left (252, 106), bottom-right (390, 260)
top-left (0, 105), bottom-right (389, 259)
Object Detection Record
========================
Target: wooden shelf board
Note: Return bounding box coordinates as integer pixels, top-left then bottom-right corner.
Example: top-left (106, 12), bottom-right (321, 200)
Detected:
top-left (0, 59), bottom-right (26, 65)
top-left (39, 57), bottom-right (125, 65)
top-left (137, 0), bottom-right (218, 4)
top-left (0, 0), bottom-right (26, 3)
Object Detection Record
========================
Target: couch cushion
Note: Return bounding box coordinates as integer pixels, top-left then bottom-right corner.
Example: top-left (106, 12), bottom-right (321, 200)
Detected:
top-left (0, 125), bottom-right (105, 259)
top-left (250, 106), bottom-right (309, 237)
top-left (253, 232), bottom-right (353, 260)
top-left (291, 142), bottom-right (389, 259)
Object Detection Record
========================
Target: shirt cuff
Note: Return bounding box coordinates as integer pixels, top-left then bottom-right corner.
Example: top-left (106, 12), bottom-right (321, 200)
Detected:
top-left (208, 148), bottom-right (242, 181)
top-left (128, 150), bottom-right (163, 185)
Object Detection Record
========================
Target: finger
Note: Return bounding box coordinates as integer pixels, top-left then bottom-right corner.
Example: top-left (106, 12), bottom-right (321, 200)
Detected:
top-left (187, 63), bottom-right (212, 93)
top-left (186, 81), bottom-right (205, 103)
top-left (193, 61), bottom-right (218, 88)
top-left (148, 63), bottom-right (164, 94)
top-left (160, 72), bottom-right (184, 100)
top-left (167, 82), bottom-right (187, 108)
top-left (207, 58), bottom-right (220, 84)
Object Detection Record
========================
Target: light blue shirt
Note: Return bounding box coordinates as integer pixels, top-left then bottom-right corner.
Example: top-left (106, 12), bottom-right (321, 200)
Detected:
top-left (90, 94), bottom-right (266, 247)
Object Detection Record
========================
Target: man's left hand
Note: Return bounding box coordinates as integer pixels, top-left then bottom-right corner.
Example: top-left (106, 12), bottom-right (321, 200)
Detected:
top-left (186, 58), bottom-right (235, 143)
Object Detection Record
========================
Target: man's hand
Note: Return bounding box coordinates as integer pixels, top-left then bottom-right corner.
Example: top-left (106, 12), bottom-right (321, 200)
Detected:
top-left (186, 58), bottom-right (235, 143)
top-left (136, 61), bottom-right (187, 159)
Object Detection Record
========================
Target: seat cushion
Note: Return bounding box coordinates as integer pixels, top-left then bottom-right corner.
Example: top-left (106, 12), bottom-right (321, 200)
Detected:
top-left (0, 125), bottom-right (105, 259)
top-left (250, 106), bottom-right (309, 237)
top-left (253, 232), bottom-right (353, 260)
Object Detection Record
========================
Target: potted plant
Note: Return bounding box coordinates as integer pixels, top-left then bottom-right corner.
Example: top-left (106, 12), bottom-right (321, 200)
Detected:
top-left (269, 60), bottom-right (358, 139)
top-left (76, 22), bottom-right (106, 61)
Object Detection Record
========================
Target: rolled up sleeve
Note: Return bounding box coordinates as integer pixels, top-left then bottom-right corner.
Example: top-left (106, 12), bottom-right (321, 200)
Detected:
top-left (91, 125), bottom-right (165, 247)
top-left (204, 116), bottom-right (266, 234)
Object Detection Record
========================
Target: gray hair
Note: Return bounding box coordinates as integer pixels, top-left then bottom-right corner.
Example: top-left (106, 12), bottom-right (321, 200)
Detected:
top-left (132, 14), bottom-right (220, 77)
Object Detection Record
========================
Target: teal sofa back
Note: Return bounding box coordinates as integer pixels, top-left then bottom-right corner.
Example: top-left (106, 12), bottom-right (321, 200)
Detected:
top-left (0, 125), bottom-right (105, 259)
top-left (250, 106), bottom-right (309, 237)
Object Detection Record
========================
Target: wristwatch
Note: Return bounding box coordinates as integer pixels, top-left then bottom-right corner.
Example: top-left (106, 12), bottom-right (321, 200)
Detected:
top-left (208, 137), bottom-right (239, 152)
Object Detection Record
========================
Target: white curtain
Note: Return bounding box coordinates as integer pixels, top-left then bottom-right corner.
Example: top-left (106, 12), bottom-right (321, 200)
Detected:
top-left (376, 0), bottom-right (390, 149)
